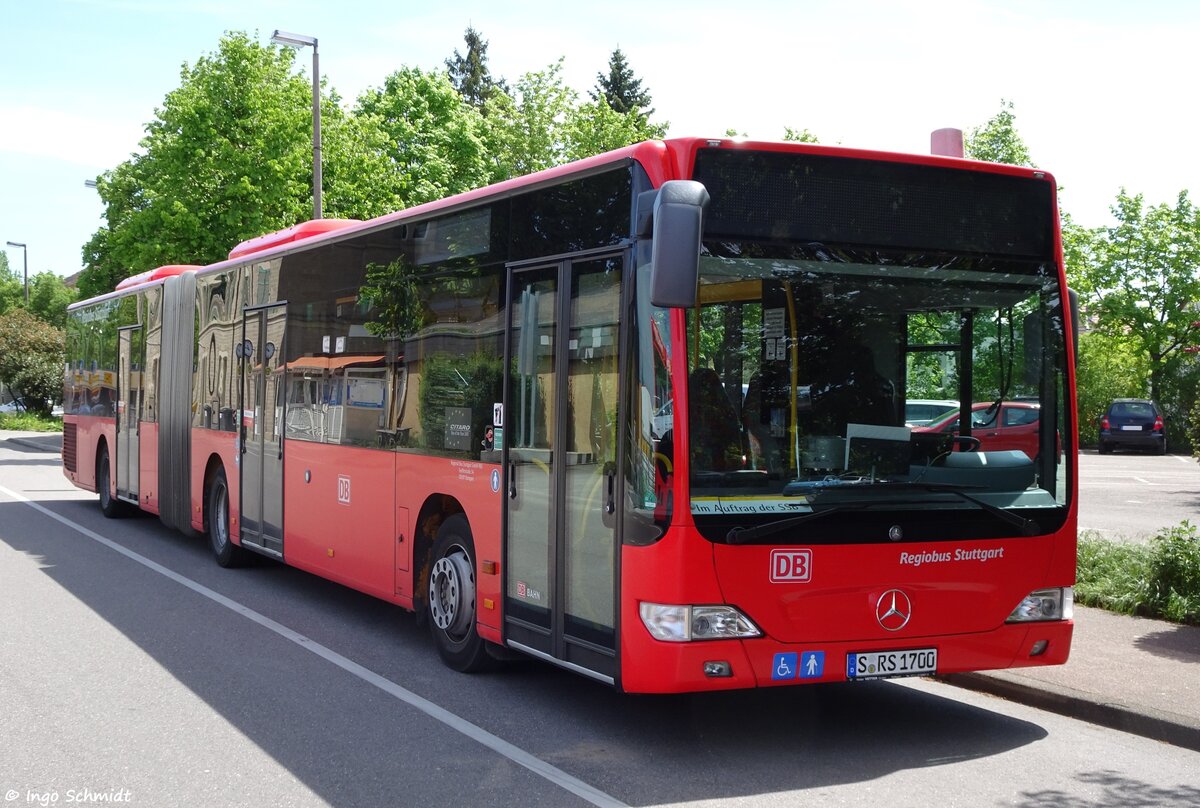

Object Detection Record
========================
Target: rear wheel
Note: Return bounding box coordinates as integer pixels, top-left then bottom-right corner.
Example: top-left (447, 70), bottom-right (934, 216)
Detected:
top-left (97, 445), bottom-right (126, 518)
top-left (207, 467), bottom-right (247, 568)
top-left (427, 515), bottom-right (492, 672)
top-left (1098, 442), bottom-right (1112, 455)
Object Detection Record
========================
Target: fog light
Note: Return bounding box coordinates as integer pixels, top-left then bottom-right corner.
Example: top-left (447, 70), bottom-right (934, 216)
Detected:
top-left (1029, 640), bottom-right (1049, 656)
top-left (703, 661), bottom-right (732, 677)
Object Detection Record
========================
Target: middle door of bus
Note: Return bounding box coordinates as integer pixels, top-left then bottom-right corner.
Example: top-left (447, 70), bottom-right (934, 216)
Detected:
top-left (238, 303), bottom-right (287, 556)
top-left (116, 325), bottom-right (142, 504)
top-left (503, 251), bottom-right (624, 682)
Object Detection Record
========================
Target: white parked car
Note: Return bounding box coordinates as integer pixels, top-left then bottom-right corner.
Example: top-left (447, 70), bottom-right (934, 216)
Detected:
top-left (904, 399), bottom-right (959, 427)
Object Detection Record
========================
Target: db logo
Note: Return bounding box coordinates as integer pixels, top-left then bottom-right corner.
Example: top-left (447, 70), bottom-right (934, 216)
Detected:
top-left (770, 549), bottom-right (812, 583)
top-left (337, 475), bottom-right (351, 505)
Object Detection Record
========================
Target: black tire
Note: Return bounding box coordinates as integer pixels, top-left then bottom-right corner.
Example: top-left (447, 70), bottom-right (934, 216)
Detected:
top-left (1098, 442), bottom-right (1112, 455)
top-left (427, 515), bottom-right (492, 672)
top-left (207, 466), bottom-right (247, 568)
top-left (97, 444), bottom-right (126, 518)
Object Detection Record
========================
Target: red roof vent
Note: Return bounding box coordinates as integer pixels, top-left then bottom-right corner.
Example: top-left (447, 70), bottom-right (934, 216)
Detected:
top-left (228, 219), bottom-right (361, 260)
top-left (115, 264), bottom-right (202, 291)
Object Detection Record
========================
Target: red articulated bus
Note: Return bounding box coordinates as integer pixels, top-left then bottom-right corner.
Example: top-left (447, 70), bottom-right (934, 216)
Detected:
top-left (63, 137), bottom-right (1077, 693)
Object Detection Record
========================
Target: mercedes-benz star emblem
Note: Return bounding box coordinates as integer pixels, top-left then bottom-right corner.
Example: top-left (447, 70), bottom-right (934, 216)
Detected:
top-left (876, 589), bottom-right (912, 631)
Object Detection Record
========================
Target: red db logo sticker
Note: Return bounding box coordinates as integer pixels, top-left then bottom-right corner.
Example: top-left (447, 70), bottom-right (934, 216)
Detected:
top-left (770, 549), bottom-right (812, 583)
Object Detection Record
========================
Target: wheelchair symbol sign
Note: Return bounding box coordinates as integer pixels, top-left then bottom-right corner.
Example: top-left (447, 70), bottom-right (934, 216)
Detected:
top-left (772, 652), bottom-right (798, 680)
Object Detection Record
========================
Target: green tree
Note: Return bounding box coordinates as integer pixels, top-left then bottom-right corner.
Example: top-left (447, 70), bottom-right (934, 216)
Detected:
top-left (0, 251), bottom-right (21, 315)
top-left (1075, 331), bottom-right (1151, 446)
top-left (591, 48), bottom-right (654, 118)
top-left (482, 59), bottom-right (577, 180)
top-left (445, 26), bottom-right (507, 109)
top-left (26, 273), bottom-right (77, 329)
top-left (1076, 190), bottom-right (1200, 438)
top-left (81, 31), bottom-right (337, 297)
top-left (964, 99), bottom-right (1035, 167)
top-left (783, 127), bottom-right (820, 143)
top-left (0, 308), bottom-right (64, 413)
top-left (564, 97), bottom-right (666, 161)
top-left (354, 66), bottom-right (491, 207)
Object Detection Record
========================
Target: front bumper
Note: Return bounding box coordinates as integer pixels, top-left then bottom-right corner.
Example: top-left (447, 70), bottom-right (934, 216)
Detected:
top-left (619, 619), bottom-right (1073, 694)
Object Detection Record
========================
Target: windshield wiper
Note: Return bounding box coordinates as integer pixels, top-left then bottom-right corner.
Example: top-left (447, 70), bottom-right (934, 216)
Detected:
top-left (920, 483), bottom-right (1039, 536)
top-left (726, 505), bottom-right (862, 544)
top-left (817, 480), bottom-right (1039, 536)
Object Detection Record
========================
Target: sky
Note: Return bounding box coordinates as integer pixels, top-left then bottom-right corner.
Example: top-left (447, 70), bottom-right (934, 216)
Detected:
top-left (2, 0), bottom-right (1198, 279)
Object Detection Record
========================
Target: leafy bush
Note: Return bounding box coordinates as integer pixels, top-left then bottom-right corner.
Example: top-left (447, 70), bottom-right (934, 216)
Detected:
top-left (1145, 522), bottom-right (1200, 623)
top-left (0, 410), bottom-right (62, 432)
top-left (1076, 523), bottom-right (1200, 624)
top-left (1075, 532), bottom-right (1153, 615)
top-left (0, 308), bottom-right (64, 414)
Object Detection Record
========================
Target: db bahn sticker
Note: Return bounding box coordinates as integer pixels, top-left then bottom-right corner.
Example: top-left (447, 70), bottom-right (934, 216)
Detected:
top-left (337, 475), bottom-right (351, 505)
top-left (770, 549), bottom-right (812, 582)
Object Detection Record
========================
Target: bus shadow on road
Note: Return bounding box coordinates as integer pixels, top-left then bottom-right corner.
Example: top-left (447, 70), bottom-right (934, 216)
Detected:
top-left (2, 495), bottom-right (1056, 806)
top-left (468, 665), bottom-right (1051, 804)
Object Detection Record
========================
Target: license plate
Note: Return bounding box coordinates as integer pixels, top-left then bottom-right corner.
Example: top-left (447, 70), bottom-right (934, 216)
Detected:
top-left (847, 648), bottom-right (937, 680)
top-left (1120, 425), bottom-right (1142, 431)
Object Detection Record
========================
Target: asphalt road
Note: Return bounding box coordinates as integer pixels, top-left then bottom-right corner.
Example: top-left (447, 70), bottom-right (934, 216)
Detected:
top-left (1077, 450), bottom-right (1200, 541)
top-left (2, 438), bottom-right (1199, 807)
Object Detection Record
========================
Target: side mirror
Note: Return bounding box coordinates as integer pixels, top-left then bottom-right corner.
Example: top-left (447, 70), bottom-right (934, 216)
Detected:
top-left (648, 180), bottom-right (709, 308)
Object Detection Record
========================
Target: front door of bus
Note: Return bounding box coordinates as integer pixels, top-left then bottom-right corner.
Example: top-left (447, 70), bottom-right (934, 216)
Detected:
top-left (504, 252), bottom-right (623, 682)
top-left (239, 304), bottom-right (286, 556)
top-left (116, 325), bottom-right (142, 504)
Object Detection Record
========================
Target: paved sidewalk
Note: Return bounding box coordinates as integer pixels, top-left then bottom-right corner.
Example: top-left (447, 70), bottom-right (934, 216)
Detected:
top-left (4, 429), bottom-right (1199, 750)
top-left (2, 429), bottom-right (63, 453)
top-left (947, 605), bottom-right (1200, 751)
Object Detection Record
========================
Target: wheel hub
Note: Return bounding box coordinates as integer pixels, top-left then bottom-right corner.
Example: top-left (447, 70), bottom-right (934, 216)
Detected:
top-left (429, 550), bottom-right (475, 637)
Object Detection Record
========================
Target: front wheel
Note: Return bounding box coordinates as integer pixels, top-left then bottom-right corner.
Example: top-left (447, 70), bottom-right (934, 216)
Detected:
top-left (427, 515), bottom-right (492, 672)
top-left (207, 467), bottom-right (247, 568)
top-left (97, 445), bottom-right (126, 518)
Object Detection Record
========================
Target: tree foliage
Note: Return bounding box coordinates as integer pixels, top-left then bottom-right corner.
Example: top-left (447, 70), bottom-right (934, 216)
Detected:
top-left (1074, 191), bottom-right (1200, 414)
top-left (445, 26), bottom-right (506, 109)
top-left (783, 127), bottom-right (820, 143)
top-left (80, 32), bottom-right (330, 298)
top-left (0, 308), bottom-right (64, 412)
top-left (26, 273), bottom-right (77, 329)
top-left (354, 66), bottom-right (491, 207)
top-left (0, 251), bottom-right (22, 316)
top-left (591, 48), bottom-right (654, 118)
top-left (964, 99), bottom-right (1035, 167)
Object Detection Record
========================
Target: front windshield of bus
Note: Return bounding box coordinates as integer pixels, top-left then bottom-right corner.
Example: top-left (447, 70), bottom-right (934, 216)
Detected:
top-left (681, 247), bottom-right (1070, 540)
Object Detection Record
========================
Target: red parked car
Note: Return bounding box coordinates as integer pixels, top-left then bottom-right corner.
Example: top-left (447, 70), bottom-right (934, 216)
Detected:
top-left (913, 401), bottom-right (1042, 460)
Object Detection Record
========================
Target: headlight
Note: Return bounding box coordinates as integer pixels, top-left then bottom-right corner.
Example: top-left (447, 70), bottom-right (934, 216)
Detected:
top-left (639, 602), bottom-right (762, 642)
top-left (1007, 587), bottom-right (1074, 622)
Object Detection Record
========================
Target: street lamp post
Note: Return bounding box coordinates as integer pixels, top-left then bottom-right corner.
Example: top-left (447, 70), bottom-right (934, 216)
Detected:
top-left (271, 30), bottom-right (322, 220)
top-left (5, 241), bottom-right (28, 304)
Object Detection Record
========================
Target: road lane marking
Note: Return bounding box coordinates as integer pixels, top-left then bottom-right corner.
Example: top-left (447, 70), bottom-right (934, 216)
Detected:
top-left (0, 484), bottom-right (627, 808)
top-left (1132, 477), bottom-right (1159, 486)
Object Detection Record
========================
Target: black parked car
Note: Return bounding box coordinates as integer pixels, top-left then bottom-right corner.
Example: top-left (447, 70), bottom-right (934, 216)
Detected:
top-left (1098, 399), bottom-right (1166, 454)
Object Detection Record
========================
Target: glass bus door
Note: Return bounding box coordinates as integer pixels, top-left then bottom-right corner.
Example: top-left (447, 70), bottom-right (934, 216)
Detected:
top-left (116, 325), bottom-right (142, 504)
top-left (504, 253), bottom-right (624, 682)
top-left (239, 304), bottom-right (287, 556)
